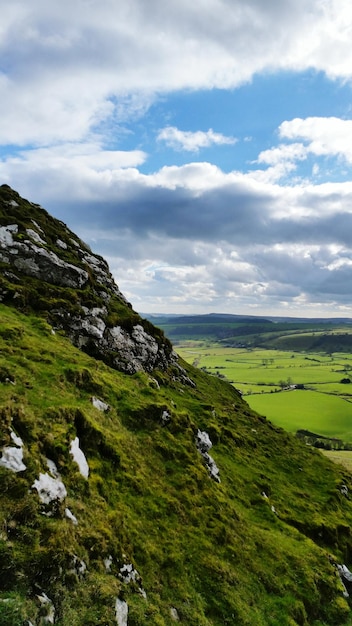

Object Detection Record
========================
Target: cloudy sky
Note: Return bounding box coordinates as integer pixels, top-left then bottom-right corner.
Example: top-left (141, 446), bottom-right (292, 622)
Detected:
top-left (2, 0), bottom-right (352, 317)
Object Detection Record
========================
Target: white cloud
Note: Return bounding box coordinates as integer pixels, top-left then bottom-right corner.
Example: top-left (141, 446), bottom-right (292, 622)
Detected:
top-left (1, 0), bottom-right (352, 146)
top-left (279, 117), bottom-right (352, 163)
top-left (157, 126), bottom-right (237, 152)
top-left (250, 117), bottom-right (352, 183)
top-left (2, 0), bottom-right (352, 318)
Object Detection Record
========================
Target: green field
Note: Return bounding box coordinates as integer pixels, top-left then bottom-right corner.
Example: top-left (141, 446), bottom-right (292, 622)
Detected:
top-left (248, 390), bottom-right (352, 440)
top-left (177, 342), bottom-right (352, 443)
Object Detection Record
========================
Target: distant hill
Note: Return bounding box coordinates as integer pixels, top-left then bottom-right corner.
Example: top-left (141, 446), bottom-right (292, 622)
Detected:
top-left (146, 313), bottom-right (352, 351)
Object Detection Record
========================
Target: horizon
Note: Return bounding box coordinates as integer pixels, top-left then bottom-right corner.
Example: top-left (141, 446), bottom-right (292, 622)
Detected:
top-left (142, 310), bottom-right (352, 321)
top-left (2, 2), bottom-right (352, 318)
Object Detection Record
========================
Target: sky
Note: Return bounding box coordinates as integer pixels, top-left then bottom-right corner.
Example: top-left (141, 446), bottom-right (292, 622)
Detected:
top-left (2, 1), bottom-right (352, 317)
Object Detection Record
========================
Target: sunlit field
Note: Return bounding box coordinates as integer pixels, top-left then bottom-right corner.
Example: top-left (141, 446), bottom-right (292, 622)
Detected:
top-left (322, 450), bottom-right (352, 472)
top-left (177, 341), bottom-right (352, 443)
top-left (248, 390), bottom-right (352, 440)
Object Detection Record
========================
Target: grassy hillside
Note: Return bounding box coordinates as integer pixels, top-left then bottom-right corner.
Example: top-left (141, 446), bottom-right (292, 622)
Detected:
top-left (2, 304), bottom-right (352, 625)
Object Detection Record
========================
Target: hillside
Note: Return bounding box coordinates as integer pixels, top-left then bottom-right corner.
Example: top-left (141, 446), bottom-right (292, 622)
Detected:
top-left (148, 314), bottom-right (352, 351)
top-left (1, 187), bottom-right (352, 625)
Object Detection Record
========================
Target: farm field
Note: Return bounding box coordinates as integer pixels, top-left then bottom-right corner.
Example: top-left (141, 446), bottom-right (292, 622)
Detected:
top-left (177, 341), bottom-right (352, 443)
top-left (322, 449), bottom-right (352, 472)
top-left (248, 390), bottom-right (352, 441)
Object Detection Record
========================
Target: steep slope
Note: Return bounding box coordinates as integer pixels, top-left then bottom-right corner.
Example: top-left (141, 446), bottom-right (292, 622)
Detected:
top-left (0, 184), bottom-right (176, 375)
top-left (1, 188), bottom-right (352, 625)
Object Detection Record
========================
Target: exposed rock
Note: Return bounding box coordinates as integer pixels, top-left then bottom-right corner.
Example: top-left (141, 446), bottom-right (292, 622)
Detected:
top-left (0, 445), bottom-right (26, 472)
top-left (341, 484), bottom-right (349, 497)
top-left (70, 436), bottom-right (89, 478)
top-left (36, 592), bottom-right (55, 625)
top-left (337, 564), bottom-right (352, 597)
top-left (195, 429), bottom-right (212, 453)
top-left (170, 607), bottom-right (180, 621)
top-left (195, 429), bottom-right (221, 482)
top-left (0, 226), bottom-right (88, 288)
top-left (115, 598), bottom-right (128, 626)
top-left (119, 562), bottom-right (146, 599)
top-left (26, 228), bottom-right (47, 245)
top-left (161, 410), bottom-right (171, 425)
top-left (119, 563), bottom-right (140, 584)
top-left (0, 185), bottom-right (177, 376)
top-left (65, 508), bottom-right (78, 525)
top-left (0, 430), bottom-right (26, 472)
top-left (67, 556), bottom-right (87, 578)
top-left (0, 224), bottom-right (18, 248)
top-left (108, 324), bottom-right (163, 373)
top-left (91, 396), bottom-right (110, 412)
top-left (104, 555), bottom-right (113, 572)
top-left (32, 461), bottom-right (67, 512)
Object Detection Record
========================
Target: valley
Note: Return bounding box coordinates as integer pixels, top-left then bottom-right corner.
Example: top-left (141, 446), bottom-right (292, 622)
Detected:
top-left (149, 314), bottom-right (352, 460)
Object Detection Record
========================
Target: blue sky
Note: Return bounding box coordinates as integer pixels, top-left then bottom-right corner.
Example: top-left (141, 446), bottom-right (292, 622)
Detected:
top-left (2, 0), bottom-right (352, 317)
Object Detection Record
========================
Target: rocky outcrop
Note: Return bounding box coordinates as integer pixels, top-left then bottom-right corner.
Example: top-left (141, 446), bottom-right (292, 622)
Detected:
top-left (0, 185), bottom-right (178, 375)
top-left (0, 223), bottom-right (89, 289)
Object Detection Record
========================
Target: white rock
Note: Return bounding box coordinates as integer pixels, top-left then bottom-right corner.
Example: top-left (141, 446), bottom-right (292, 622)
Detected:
top-left (36, 593), bottom-right (55, 624)
top-left (83, 253), bottom-right (105, 269)
top-left (26, 228), bottom-right (47, 245)
top-left (338, 564), bottom-right (352, 582)
top-left (10, 431), bottom-right (23, 447)
top-left (80, 316), bottom-right (106, 340)
top-left (195, 430), bottom-right (220, 482)
top-left (91, 396), bottom-right (110, 412)
top-left (82, 305), bottom-right (107, 318)
top-left (56, 238), bottom-right (67, 249)
top-left (72, 555), bottom-right (86, 576)
top-left (196, 430), bottom-right (212, 453)
top-left (32, 472), bottom-right (67, 504)
top-left (46, 458), bottom-right (60, 478)
top-left (0, 446), bottom-right (26, 472)
top-left (119, 563), bottom-right (138, 584)
top-left (31, 219), bottom-right (44, 234)
top-left (65, 508), bottom-right (78, 525)
top-left (203, 452), bottom-right (221, 482)
top-left (132, 325), bottom-right (158, 355)
top-left (161, 410), bottom-right (170, 424)
top-left (115, 599), bottom-right (128, 626)
top-left (104, 555), bottom-right (113, 571)
top-left (70, 437), bottom-right (89, 478)
top-left (170, 607), bottom-right (180, 621)
top-left (0, 224), bottom-right (18, 247)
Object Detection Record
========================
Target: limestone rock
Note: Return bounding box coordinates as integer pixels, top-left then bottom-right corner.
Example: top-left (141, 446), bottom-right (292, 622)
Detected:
top-left (0, 185), bottom-right (176, 376)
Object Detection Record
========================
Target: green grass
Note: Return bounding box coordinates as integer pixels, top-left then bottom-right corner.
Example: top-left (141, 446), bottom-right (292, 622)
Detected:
top-left (3, 306), bottom-right (352, 624)
top-left (247, 390), bottom-right (352, 441)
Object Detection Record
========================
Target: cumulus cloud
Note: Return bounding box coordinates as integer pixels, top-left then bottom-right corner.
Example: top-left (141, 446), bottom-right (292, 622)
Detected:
top-left (251, 118), bottom-right (352, 183)
top-left (4, 141), bottom-right (352, 315)
top-left (2, 0), bottom-right (352, 315)
top-left (157, 126), bottom-right (237, 152)
top-left (279, 117), bottom-right (352, 162)
top-left (1, 0), bottom-right (352, 146)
